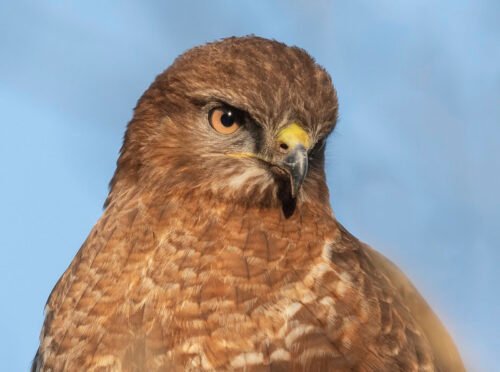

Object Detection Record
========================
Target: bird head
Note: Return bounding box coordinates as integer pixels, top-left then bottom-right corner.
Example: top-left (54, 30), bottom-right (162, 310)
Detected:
top-left (107, 36), bottom-right (338, 216)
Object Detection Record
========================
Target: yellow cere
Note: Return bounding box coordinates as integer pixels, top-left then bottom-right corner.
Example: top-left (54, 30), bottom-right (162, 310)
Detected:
top-left (276, 123), bottom-right (311, 150)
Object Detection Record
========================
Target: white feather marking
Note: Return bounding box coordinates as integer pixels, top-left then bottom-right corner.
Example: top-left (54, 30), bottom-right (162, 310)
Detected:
top-left (336, 281), bottom-right (348, 296)
top-left (230, 352), bottom-right (264, 368)
top-left (321, 240), bottom-right (333, 260)
top-left (339, 271), bottom-right (352, 282)
top-left (319, 296), bottom-right (335, 307)
top-left (91, 355), bottom-right (121, 370)
top-left (285, 302), bottom-right (303, 319)
top-left (270, 348), bottom-right (291, 362)
top-left (285, 325), bottom-right (319, 348)
top-left (301, 291), bottom-right (317, 304)
top-left (181, 340), bottom-right (203, 354)
top-left (310, 262), bottom-right (330, 278)
top-left (226, 168), bottom-right (268, 189)
top-left (180, 339), bottom-right (214, 370)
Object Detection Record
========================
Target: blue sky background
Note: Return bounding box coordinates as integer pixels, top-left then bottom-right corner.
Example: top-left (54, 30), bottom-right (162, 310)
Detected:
top-left (1, 1), bottom-right (498, 371)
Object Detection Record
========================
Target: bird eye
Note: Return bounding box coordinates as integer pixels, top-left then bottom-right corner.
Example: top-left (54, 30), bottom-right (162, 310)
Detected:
top-left (209, 107), bottom-right (242, 134)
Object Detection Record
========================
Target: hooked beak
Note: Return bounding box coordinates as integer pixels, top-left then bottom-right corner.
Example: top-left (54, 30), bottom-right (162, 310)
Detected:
top-left (276, 123), bottom-right (311, 198)
top-left (281, 145), bottom-right (308, 198)
top-left (225, 122), bottom-right (311, 200)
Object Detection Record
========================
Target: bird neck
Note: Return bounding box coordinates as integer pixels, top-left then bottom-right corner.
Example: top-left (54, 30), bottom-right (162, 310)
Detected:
top-left (129, 187), bottom-right (339, 265)
top-left (106, 179), bottom-right (340, 266)
top-left (97, 186), bottom-right (342, 307)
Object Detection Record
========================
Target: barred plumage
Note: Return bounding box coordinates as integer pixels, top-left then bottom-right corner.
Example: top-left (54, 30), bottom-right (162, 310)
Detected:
top-left (33, 36), bottom-right (464, 372)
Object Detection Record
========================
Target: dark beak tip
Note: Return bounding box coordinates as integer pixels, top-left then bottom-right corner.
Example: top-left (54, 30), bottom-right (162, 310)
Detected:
top-left (282, 145), bottom-right (308, 199)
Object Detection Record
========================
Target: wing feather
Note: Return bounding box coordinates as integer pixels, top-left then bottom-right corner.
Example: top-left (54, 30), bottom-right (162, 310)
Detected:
top-left (363, 243), bottom-right (465, 372)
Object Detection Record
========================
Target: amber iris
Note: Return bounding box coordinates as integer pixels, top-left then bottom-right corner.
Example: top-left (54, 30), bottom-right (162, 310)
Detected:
top-left (209, 107), bottom-right (242, 134)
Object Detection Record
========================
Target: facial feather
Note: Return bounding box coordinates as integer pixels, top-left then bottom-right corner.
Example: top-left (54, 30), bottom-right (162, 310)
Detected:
top-left (106, 36), bottom-right (338, 210)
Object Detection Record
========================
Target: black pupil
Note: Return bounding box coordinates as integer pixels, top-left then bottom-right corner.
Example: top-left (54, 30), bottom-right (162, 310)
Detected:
top-left (220, 111), bottom-right (235, 127)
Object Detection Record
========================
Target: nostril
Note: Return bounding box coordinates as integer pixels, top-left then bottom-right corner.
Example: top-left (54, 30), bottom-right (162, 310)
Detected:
top-left (279, 142), bottom-right (289, 152)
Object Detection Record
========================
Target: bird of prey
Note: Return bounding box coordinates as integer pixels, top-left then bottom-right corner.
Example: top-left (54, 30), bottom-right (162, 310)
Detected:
top-left (33, 36), bottom-right (464, 371)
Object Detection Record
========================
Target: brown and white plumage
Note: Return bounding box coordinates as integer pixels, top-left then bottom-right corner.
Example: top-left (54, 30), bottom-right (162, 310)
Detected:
top-left (33, 36), bottom-right (464, 371)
